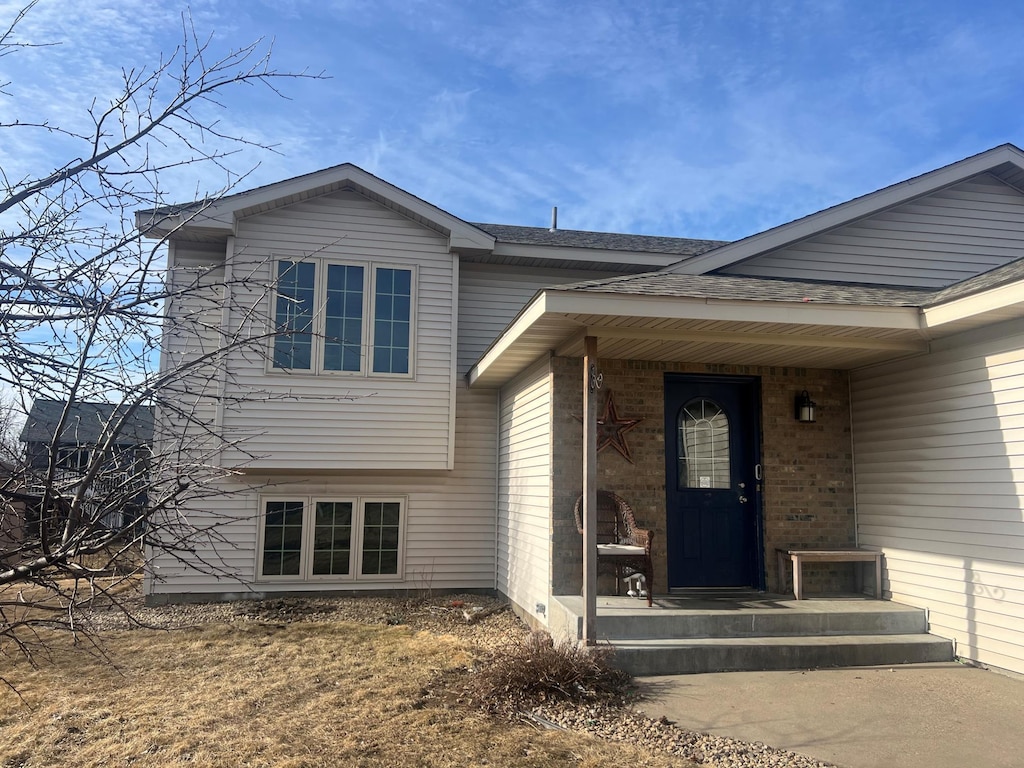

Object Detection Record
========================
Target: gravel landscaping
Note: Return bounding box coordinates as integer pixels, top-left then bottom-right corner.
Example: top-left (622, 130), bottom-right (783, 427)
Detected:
top-left (83, 592), bottom-right (836, 768)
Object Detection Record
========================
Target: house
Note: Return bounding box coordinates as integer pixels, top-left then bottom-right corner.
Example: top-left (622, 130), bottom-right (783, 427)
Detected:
top-left (19, 399), bottom-right (154, 535)
top-left (142, 144), bottom-right (1024, 677)
top-left (0, 459), bottom-right (29, 553)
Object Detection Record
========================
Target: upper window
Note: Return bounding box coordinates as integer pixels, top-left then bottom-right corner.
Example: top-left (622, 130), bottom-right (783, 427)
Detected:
top-left (55, 446), bottom-right (91, 471)
top-left (272, 260), bottom-right (413, 376)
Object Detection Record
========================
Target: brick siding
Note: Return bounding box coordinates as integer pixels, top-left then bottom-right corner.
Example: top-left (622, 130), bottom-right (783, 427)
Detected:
top-left (551, 358), bottom-right (857, 598)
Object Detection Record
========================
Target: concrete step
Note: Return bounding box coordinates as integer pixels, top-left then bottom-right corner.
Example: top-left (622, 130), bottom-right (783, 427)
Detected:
top-left (593, 604), bottom-right (928, 640)
top-left (611, 634), bottom-right (955, 676)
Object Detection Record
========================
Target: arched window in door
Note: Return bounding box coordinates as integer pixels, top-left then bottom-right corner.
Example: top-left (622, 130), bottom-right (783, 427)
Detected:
top-left (677, 398), bottom-right (731, 489)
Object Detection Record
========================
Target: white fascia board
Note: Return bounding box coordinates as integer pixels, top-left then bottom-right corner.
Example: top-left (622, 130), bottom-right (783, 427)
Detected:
top-left (923, 280), bottom-right (1024, 330)
top-left (547, 291), bottom-right (923, 330)
top-left (668, 144), bottom-right (1024, 275)
top-left (490, 242), bottom-right (684, 269)
top-left (467, 293), bottom-right (553, 387)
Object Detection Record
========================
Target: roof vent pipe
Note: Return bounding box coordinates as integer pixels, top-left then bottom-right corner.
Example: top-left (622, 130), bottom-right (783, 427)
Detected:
top-left (550, 206), bottom-right (558, 232)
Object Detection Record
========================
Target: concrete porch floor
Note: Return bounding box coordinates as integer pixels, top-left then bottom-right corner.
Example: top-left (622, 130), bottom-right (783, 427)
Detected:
top-left (554, 592), bottom-right (910, 615)
top-left (548, 593), bottom-right (953, 674)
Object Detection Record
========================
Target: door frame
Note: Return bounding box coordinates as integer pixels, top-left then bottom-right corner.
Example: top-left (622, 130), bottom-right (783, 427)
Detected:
top-left (663, 373), bottom-right (766, 591)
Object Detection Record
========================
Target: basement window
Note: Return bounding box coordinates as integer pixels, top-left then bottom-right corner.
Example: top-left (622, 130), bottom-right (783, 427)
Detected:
top-left (258, 495), bottom-right (405, 581)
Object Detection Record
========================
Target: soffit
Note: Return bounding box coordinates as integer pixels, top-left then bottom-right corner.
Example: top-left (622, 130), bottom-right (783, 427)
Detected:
top-left (468, 292), bottom-right (926, 387)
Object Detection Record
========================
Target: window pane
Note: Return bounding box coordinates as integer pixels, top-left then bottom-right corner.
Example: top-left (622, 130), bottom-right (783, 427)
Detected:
top-left (262, 500), bottom-right (304, 576)
top-left (312, 501), bottom-right (353, 576)
top-left (677, 399), bottom-right (731, 490)
top-left (393, 322), bottom-right (409, 347)
top-left (361, 501), bottom-right (401, 575)
top-left (324, 265), bottom-right (364, 372)
top-left (393, 269), bottom-right (411, 295)
top-left (272, 262), bottom-right (315, 370)
top-left (371, 268), bottom-right (412, 374)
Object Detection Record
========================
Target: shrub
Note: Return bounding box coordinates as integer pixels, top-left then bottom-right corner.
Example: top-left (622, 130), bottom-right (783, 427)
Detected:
top-left (467, 630), bottom-right (632, 712)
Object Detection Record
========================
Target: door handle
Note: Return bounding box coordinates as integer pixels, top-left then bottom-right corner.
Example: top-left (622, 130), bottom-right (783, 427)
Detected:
top-left (738, 495), bottom-right (748, 504)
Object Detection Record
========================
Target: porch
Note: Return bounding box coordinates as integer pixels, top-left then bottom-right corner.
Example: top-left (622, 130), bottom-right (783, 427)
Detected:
top-left (548, 593), bottom-right (954, 676)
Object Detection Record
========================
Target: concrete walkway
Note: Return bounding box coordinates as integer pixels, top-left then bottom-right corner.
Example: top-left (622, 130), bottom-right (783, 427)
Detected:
top-left (637, 662), bottom-right (1024, 768)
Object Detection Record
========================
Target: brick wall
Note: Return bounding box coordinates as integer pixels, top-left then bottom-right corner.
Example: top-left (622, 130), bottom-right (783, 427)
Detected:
top-left (550, 358), bottom-right (856, 597)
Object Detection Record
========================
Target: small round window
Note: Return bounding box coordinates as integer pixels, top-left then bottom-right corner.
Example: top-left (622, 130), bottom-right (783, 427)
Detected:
top-left (677, 398), bottom-right (731, 489)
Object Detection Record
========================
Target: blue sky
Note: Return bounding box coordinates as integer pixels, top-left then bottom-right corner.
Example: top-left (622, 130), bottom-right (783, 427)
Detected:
top-left (4, 0), bottom-right (1024, 242)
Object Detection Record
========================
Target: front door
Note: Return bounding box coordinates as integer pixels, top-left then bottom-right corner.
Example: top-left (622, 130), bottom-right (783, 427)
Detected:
top-left (664, 374), bottom-right (762, 589)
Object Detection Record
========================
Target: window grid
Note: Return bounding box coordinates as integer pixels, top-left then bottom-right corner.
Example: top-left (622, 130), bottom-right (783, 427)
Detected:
top-left (312, 501), bottom-right (353, 576)
top-left (678, 399), bottom-right (731, 490)
top-left (371, 268), bottom-right (411, 375)
top-left (272, 261), bottom-right (316, 370)
top-left (259, 497), bottom-right (403, 581)
top-left (271, 260), bottom-right (412, 377)
top-left (360, 501), bottom-right (401, 575)
top-left (323, 264), bottom-right (364, 372)
top-left (262, 500), bottom-right (305, 576)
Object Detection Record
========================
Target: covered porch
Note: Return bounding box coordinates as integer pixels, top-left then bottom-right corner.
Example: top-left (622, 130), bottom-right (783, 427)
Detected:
top-left (469, 273), bottom-right (947, 651)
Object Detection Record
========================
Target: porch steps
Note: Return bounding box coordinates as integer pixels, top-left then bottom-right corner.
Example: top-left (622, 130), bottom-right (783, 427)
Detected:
top-left (611, 634), bottom-right (953, 676)
top-left (548, 595), bottom-right (954, 676)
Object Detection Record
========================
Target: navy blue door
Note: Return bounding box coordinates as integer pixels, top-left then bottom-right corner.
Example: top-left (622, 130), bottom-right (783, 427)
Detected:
top-left (664, 374), bottom-right (762, 589)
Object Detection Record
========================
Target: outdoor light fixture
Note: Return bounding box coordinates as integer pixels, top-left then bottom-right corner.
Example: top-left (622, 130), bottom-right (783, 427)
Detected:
top-left (795, 390), bottom-right (817, 423)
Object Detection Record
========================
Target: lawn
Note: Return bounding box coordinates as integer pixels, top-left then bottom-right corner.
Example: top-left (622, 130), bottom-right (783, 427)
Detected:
top-left (0, 608), bottom-right (698, 767)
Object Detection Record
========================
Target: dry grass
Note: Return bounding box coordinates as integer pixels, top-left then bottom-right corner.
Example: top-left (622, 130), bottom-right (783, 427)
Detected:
top-left (0, 615), bottom-right (697, 767)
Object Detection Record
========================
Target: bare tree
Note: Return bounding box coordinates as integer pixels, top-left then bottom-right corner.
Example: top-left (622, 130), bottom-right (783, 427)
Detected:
top-left (0, 2), bottom-right (325, 663)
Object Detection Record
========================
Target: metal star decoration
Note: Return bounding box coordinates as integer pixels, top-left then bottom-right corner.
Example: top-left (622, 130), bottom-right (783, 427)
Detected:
top-left (596, 391), bottom-right (642, 463)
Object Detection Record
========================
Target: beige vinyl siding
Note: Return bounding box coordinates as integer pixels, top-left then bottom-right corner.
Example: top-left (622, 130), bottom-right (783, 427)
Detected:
top-left (497, 358), bottom-right (553, 624)
top-left (851, 317), bottom-right (1024, 674)
top-left (458, 264), bottom-right (618, 375)
top-left (724, 174), bottom-right (1024, 288)
top-left (146, 243), bottom-right (228, 595)
top-left (218, 190), bottom-right (455, 471)
top-left (148, 384), bottom-right (498, 595)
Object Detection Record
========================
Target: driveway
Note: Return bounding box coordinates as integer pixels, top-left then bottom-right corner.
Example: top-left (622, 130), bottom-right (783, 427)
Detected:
top-left (637, 662), bottom-right (1024, 768)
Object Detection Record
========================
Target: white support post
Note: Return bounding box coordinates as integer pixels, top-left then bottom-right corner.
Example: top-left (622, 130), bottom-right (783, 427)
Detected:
top-left (582, 335), bottom-right (598, 646)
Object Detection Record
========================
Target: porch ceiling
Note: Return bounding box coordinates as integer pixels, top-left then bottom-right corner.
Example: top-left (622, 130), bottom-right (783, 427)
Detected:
top-left (467, 290), bottom-right (927, 387)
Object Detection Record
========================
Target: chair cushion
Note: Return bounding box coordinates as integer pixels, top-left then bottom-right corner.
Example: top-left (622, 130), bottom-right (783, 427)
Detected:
top-left (597, 543), bottom-right (646, 556)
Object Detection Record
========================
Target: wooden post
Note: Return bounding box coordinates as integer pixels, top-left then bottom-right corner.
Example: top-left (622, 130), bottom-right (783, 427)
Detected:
top-left (582, 335), bottom-right (598, 646)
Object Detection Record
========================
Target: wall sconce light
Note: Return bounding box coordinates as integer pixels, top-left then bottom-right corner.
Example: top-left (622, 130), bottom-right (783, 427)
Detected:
top-left (795, 390), bottom-right (817, 423)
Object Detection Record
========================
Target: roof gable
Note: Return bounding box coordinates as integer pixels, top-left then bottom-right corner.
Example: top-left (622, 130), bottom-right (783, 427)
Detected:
top-left (667, 144), bottom-right (1024, 279)
top-left (139, 164), bottom-right (496, 254)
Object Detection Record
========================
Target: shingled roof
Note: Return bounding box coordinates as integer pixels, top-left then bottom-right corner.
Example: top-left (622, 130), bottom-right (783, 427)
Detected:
top-left (20, 400), bottom-right (154, 445)
top-left (924, 255), bottom-right (1024, 306)
top-left (553, 272), bottom-right (935, 306)
top-left (472, 223), bottom-right (728, 257)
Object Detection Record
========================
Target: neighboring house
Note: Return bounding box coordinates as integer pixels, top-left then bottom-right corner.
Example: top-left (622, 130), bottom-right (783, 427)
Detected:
top-left (0, 459), bottom-right (29, 553)
top-left (142, 144), bottom-right (1024, 676)
top-left (19, 399), bottom-right (154, 534)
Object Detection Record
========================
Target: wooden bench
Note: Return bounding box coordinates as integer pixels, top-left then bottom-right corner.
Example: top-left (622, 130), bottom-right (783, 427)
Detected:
top-left (776, 548), bottom-right (882, 600)
top-left (574, 490), bottom-right (654, 607)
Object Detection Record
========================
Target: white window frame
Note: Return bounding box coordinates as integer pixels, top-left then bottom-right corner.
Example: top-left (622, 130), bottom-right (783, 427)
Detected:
top-left (267, 256), bottom-right (416, 379)
top-left (256, 494), bottom-right (407, 583)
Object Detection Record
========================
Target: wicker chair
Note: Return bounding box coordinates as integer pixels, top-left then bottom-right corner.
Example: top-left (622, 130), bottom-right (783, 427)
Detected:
top-left (573, 490), bottom-right (654, 607)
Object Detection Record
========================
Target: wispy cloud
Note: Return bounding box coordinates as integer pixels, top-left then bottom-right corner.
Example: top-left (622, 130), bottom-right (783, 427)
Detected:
top-left (3, 0), bottom-right (1024, 243)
